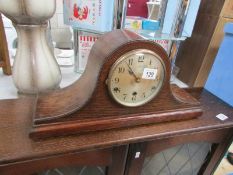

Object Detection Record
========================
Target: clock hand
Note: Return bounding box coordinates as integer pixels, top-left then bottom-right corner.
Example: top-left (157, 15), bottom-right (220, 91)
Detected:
top-left (125, 62), bottom-right (141, 83)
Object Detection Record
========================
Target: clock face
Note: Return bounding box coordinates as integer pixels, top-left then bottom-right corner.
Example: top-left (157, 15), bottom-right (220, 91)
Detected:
top-left (107, 49), bottom-right (165, 107)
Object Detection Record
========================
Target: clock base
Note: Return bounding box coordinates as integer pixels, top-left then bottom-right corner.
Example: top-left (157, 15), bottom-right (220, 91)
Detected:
top-left (30, 85), bottom-right (202, 140)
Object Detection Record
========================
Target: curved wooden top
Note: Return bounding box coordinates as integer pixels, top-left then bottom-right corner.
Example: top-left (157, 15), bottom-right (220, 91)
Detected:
top-left (35, 29), bottom-right (170, 122)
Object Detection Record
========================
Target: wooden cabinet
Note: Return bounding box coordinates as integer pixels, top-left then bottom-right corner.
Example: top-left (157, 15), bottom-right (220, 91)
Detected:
top-left (126, 129), bottom-right (232, 175)
top-left (175, 0), bottom-right (233, 87)
top-left (0, 147), bottom-right (127, 175)
top-left (0, 89), bottom-right (233, 175)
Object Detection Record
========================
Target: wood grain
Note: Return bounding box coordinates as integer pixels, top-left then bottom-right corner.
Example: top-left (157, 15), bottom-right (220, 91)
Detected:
top-left (176, 0), bottom-right (225, 87)
top-left (221, 0), bottom-right (233, 19)
top-left (194, 17), bottom-right (233, 87)
top-left (34, 29), bottom-right (165, 120)
top-left (0, 148), bottom-right (112, 175)
top-left (0, 89), bottom-right (232, 164)
top-left (107, 145), bottom-right (129, 175)
top-left (145, 128), bottom-right (231, 157)
top-left (0, 61), bottom-right (4, 67)
top-left (0, 14), bottom-right (11, 75)
top-left (0, 89), bottom-right (233, 174)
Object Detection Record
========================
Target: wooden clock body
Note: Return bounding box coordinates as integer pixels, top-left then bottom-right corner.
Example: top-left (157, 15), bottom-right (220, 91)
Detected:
top-left (30, 30), bottom-right (202, 139)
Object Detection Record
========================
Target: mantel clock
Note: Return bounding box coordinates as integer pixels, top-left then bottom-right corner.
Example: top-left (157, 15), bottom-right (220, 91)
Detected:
top-left (30, 30), bottom-right (202, 139)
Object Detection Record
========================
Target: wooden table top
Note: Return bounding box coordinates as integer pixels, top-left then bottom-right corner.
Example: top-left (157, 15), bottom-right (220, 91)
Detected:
top-left (0, 88), bottom-right (232, 165)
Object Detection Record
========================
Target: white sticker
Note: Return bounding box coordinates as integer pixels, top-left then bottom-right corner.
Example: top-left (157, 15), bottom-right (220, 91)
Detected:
top-left (142, 68), bottom-right (158, 80)
top-left (135, 152), bottom-right (141, 158)
top-left (216, 113), bottom-right (228, 121)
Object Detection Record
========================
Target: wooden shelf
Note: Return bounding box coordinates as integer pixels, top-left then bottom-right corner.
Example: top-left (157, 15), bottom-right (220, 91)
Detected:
top-left (127, 29), bottom-right (186, 41)
top-left (0, 88), bottom-right (232, 175)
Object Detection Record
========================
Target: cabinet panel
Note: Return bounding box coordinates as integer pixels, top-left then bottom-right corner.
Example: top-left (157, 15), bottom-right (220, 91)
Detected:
top-left (0, 146), bottom-right (128, 175)
top-left (142, 142), bottom-right (211, 175)
top-left (125, 129), bottom-right (232, 175)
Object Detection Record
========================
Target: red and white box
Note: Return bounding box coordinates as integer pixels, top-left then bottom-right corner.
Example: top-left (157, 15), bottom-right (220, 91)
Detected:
top-left (154, 39), bottom-right (172, 54)
top-left (63, 0), bottom-right (115, 32)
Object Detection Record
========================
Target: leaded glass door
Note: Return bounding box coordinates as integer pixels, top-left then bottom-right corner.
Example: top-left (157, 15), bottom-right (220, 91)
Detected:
top-left (125, 129), bottom-right (231, 175)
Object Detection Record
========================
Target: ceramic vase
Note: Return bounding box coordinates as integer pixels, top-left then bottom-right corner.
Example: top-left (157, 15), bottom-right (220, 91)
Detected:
top-left (0, 0), bottom-right (61, 94)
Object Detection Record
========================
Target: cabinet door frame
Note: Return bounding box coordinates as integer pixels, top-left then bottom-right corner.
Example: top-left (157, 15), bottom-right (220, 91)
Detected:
top-left (125, 128), bottom-right (233, 175)
top-left (0, 145), bottom-right (128, 175)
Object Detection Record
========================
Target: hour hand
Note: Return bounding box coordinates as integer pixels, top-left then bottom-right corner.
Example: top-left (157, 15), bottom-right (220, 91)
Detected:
top-left (125, 62), bottom-right (141, 82)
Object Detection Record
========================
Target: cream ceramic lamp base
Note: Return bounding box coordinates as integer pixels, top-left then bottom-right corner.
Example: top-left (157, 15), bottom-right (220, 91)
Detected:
top-left (13, 24), bottom-right (61, 93)
top-left (0, 0), bottom-right (61, 94)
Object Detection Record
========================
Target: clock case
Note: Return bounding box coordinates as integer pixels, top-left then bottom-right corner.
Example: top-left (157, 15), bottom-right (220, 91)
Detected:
top-left (30, 30), bottom-right (202, 139)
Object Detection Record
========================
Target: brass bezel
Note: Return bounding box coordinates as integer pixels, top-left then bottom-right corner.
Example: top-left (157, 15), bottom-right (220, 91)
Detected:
top-left (107, 49), bottom-right (166, 107)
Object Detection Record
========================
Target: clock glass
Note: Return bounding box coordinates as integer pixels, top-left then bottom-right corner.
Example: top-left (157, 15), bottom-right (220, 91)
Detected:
top-left (107, 49), bottom-right (165, 107)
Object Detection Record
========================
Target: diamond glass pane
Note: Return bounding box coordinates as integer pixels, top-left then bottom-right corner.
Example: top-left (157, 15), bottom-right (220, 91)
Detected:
top-left (39, 166), bottom-right (106, 175)
top-left (141, 142), bottom-right (212, 175)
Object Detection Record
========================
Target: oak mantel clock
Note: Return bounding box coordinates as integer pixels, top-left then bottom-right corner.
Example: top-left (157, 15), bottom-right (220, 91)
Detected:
top-left (30, 30), bottom-right (202, 139)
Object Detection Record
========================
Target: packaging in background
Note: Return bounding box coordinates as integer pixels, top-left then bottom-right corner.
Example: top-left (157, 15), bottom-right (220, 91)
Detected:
top-left (125, 16), bottom-right (160, 31)
top-left (125, 16), bottom-right (143, 30)
top-left (63, 0), bottom-right (115, 33)
top-left (142, 19), bottom-right (160, 30)
top-left (154, 39), bottom-right (172, 54)
top-left (77, 31), bottom-right (100, 72)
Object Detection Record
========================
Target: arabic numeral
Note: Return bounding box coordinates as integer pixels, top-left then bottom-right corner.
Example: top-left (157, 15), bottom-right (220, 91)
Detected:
top-left (118, 67), bottom-right (125, 73)
top-left (114, 77), bottom-right (120, 83)
top-left (113, 87), bottom-right (121, 93)
top-left (123, 94), bottom-right (127, 100)
top-left (149, 60), bottom-right (152, 65)
top-left (128, 59), bottom-right (133, 66)
top-left (132, 96), bottom-right (136, 101)
top-left (143, 92), bottom-right (146, 98)
top-left (147, 71), bottom-right (154, 78)
top-left (138, 55), bottom-right (144, 62)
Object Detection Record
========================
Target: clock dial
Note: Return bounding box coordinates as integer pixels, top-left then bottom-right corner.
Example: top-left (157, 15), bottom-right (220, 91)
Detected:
top-left (107, 49), bottom-right (165, 107)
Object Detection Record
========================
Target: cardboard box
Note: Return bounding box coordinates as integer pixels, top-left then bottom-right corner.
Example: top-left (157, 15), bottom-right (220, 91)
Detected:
top-left (78, 31), bottom-right (100, 71)
top-left (63, 0), bottom-right (115, 33)
top-left (125, 16), bottom-right (143, 30)
top-left (154, 39), bottom-right (171, 54)
top-left (142, 19), bottom-right (160, 30)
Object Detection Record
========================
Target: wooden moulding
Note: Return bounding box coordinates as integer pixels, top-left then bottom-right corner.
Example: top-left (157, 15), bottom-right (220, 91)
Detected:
top-left (31, 29), bottom-right (202, 139)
